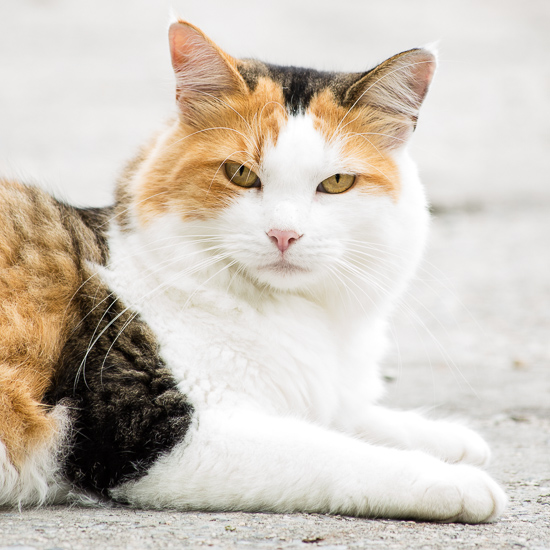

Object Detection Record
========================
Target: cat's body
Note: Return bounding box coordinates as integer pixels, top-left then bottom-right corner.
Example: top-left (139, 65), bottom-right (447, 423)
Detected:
top-left (0, 21), bottom-right (507, 521)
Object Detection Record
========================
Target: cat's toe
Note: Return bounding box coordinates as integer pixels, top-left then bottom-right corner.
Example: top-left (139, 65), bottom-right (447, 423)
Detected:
top-left (421, 421), bottom-right (492, 466)
top-left (459, 468), bottom-right (507, 523)
top-left (419, 464), bottom-right (507, 523)
top-left (447, 424), bottom-right (491, 466)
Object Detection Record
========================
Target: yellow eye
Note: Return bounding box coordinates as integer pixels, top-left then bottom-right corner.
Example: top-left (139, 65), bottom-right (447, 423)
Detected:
top-left (225, 162), bottom-right (261, 188)
top-left (317, 174), bottom-right (356, 194)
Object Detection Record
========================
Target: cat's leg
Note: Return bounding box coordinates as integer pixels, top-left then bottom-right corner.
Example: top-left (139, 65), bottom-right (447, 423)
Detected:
top-left (112, 408), bottom-right (506, 523)
top-left (344, 405), bottom-right (492, 466)
top-left (0, 366), bottom-right (68, 506)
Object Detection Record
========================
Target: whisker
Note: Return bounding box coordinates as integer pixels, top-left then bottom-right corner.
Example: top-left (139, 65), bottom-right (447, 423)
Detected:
top-left (335, 257), bottom-right (477, 397)
top-left (92, 251), bottom-right (235, 383)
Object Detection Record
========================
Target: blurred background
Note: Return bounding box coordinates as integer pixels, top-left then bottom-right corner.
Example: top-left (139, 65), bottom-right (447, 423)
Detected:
top-left (1, 0), bottom-right (549, 208)
top-left (0, 0), bottom-right (549, 411)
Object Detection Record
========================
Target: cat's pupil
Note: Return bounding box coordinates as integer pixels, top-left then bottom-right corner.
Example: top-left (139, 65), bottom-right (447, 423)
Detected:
top-left (335, 174), bottom-right (341, 183)
top-left (239, 166), bottom-right (244, 176)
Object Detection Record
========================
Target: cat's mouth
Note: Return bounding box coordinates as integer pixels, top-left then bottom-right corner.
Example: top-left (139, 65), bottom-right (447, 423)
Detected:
top-left (260, 259), bottom-right (309, 275)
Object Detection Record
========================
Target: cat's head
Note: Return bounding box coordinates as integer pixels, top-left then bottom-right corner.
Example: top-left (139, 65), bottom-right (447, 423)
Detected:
top-left (121, 21), bottom-right (435, 298)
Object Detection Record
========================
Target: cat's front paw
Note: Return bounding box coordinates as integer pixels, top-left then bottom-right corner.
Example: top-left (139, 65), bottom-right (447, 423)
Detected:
top-left (416, 463), bottom-right (507, 523)
top-left (418, 421), bottom-right (491, 467)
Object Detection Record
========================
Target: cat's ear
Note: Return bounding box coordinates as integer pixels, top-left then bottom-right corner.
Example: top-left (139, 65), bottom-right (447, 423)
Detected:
top-left (168, 21), bottom-right (248, 124)
top-left (344, 48), bottom-right (436, 149)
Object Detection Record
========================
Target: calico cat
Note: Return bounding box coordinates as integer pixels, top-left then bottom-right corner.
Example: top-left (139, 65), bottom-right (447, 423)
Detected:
top-left (0, 20), bottom-right (507, 522)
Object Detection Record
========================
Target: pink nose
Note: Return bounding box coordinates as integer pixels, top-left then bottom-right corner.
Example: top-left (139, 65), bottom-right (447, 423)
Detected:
top-left (267, 229), bottom-right (302, 253)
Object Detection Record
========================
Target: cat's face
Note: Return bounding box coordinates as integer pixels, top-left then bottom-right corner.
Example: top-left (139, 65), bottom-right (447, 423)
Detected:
top-left (127, 22), bottom-right (435, 294)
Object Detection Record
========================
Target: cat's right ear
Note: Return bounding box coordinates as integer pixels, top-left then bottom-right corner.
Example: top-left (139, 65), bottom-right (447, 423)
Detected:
top-left (169, 21), bottom-right (247, 125)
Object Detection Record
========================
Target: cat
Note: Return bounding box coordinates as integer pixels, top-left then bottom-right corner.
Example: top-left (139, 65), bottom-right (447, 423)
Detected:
top-left (0, 20), bottom-right (507, 522)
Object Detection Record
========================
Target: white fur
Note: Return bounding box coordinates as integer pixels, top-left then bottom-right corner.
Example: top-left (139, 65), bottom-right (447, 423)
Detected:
top-left (111, 409), bottom-right (503, 523)
top-left (99, 113), bottom-right (506, 521)
top-left (0, 405), bottom-right (71, 507)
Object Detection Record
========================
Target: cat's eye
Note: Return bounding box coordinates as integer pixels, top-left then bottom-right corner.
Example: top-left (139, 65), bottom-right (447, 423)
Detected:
top-left (225, 162), bottom-right (261, 188)
top-left (316, 174), bottom-right (356, 194)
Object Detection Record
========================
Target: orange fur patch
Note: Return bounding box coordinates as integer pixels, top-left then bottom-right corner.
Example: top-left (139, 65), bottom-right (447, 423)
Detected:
top-left (308, 90), bottom-right (400, 199)
top-left (134, 77), bottom-right (287, 223)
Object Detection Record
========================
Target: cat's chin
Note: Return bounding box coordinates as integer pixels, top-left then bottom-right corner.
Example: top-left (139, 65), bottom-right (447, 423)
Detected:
top-left (253, 260), bottom-right (317, 291)
top-left (261, 260), bottom-right (309, 275)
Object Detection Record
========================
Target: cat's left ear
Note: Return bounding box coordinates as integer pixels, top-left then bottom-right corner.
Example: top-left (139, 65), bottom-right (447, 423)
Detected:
top-left (169, 21), bottom-right (248, 125)
top-left (344, 48), bottom-right (436, 149)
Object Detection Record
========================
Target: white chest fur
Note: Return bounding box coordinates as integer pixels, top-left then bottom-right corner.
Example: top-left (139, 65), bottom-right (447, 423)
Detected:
top-left (98, 226), bottom-right (387, 426)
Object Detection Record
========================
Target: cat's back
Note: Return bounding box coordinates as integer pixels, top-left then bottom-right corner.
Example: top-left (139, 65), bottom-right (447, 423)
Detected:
top-left (2, 179), bottom-right (78, 363)
top-left (0, 179), bottom-right (112, 481)
top-left (0, 178), bottom-right (110, 273)
top-left (0, 179), bottom-right (110, 367)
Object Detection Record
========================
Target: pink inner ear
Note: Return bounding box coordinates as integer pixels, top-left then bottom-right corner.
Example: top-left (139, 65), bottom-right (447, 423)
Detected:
top-left (169, 22), bottom-right (200, 73)
top-left (168, 21), bottom-right (244, 107)
top-left (408, 52), bottom-right (436, 102)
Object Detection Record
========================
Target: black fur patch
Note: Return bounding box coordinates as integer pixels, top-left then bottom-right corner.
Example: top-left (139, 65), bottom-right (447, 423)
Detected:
top-left (238, 60), bottom-right (372, 115)
top-left (265, 64), bottom-right (338, 115)
top-left (45, 207), bottom-right (193, 495)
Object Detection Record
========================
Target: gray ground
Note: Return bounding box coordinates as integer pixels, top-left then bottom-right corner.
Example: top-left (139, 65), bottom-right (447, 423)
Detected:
top-left (0, 0), bottom-right (549, 548)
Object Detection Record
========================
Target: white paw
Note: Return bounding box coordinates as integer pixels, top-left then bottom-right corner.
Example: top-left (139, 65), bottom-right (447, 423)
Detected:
top-left (417, 420), bottom-right (492, 466)
top-left (415, 463), bottom-right (507, 523)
